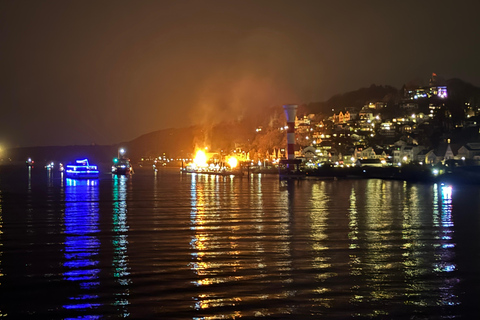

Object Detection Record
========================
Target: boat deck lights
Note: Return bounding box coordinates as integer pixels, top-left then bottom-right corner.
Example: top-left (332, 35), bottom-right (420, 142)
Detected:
top-left (65, 158), bottom-right (99, 174)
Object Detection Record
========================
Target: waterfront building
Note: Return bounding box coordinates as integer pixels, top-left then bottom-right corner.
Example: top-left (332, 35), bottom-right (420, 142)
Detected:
top-left (456, 143), bottom-right (480, 160)
top-left (392, 144), bottom-right (424, 164)
top-left (355, 158), bottom-right (383, 167)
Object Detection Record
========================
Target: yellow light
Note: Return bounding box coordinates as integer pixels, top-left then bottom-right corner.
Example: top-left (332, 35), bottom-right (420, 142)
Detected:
top-left (227, 156), bottom-right (238, 168)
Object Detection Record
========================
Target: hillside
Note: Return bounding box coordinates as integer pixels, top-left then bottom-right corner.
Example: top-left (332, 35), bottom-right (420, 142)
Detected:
top-left (302, 84), bottom-right (399, 115)
top-left (125, 126), bottom-right (197, 159)
top-left (5, 78), bottom-right (480, 165)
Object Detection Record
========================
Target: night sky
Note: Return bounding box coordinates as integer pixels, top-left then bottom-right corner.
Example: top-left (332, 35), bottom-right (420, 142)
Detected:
top-left (2, 0), bottom-right (480, 148)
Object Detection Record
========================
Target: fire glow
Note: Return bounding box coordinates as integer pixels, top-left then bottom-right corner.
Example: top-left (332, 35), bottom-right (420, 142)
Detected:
top-left (227, 156), bottom-right (238, 168)
top-left (193, 150), bottom-right (208, 168)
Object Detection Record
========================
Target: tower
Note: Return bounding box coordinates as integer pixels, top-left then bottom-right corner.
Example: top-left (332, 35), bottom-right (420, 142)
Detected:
top-left (283, 104), bottom-right (297, 160)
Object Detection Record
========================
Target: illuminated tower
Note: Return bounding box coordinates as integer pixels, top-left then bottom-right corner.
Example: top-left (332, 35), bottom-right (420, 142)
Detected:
top-left (283, 104), bottom-right (297, 160)
top-left (279, 104), bottom-right (302, 177)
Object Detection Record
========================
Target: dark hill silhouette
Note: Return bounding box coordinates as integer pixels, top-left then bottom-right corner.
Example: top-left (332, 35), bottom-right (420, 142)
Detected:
top-left (124, 118), bottom-right (258, 160)
top-left (303, 84), bottom-right (399, 116)
top-left (446, 78), bottom-right (480, 105)
top-left (124, 126), bottom-right (197, 160)
top-left (4, 78), bottom-right (480, 166)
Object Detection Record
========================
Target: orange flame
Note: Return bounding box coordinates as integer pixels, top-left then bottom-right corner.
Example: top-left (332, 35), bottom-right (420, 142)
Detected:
top-left (193, 150), bottom-right (208, 167)
top-left (227, 156), bottom-right (238, 168)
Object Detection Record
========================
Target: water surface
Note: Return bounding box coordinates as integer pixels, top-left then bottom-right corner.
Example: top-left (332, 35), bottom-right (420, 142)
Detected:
top-left (1, 166), bottom-right (480, 319)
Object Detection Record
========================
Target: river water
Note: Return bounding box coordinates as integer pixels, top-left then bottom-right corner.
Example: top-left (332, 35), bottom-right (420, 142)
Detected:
top-left (0, 166), bottom-right (479, 319)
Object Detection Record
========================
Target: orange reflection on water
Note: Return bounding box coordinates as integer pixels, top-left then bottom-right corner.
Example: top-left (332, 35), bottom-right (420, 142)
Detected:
top-left (309, 183), bottom-right (334, 278)
top-left (0, 189), bottom-right (3, 280)
top-left (188, 174), bottom-right (293, 318)
top-left (0, 189), bottom-right (3, 317)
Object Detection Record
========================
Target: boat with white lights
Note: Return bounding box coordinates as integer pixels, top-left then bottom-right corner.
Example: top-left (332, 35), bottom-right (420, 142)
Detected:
top-left (112, 157), bottom-right (133, 175)
top-left (65, 158), bottom-right (100, 179)
top-left (26, 158), bottom-right (34, 167)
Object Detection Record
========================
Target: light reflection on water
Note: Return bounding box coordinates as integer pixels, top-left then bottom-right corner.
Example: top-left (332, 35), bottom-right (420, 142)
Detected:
top-left (189, 174), bottom-right (295, 318)
top-left (0, 168), bottom-right (479, 319)
top-left (0, 188), bottom-right (3, 318)
top-left (112, 175), bottom-right (131, 317)
top-left (434, 184), bottom-right (458, 307)
top-left (63, 178), bottom-right (101, 315)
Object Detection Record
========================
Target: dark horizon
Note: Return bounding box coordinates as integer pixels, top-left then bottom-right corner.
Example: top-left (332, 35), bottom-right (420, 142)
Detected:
top-left (2, 0), bottom-right (480, 149)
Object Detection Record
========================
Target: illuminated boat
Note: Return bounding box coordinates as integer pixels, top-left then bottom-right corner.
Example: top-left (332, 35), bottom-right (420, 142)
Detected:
top-left (111, 158), bottom-right (132, 175)
top-left (65, 159), bottom-right (100, 179)
top-left (180, 149), bottom-right (243, 176)
top-left (181, 164), bottom-right (243, 176)
top-left (26, 157), bottom-right (34, 167)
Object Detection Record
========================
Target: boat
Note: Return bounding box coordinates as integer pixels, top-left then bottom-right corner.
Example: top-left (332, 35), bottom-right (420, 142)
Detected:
top-left (180, 149), bottom-right (244, 176)
top-left (26, 158), bottom-right (34, 167)
top-left (65, 159), bottom-right (100, 179)
top-left (181, 164), bottom-right (244, 176)
top-left (112, 157), bottom-right (133, 175)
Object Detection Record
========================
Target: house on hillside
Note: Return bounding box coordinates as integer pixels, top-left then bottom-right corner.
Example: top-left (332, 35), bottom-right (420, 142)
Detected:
top-left (301, 146), bottom-right (317, 161)
top-left (457, 142), bottom-right (480, 160)
top-left (360, 147), bottom-right (376, 159)
top-left (444, 144), bottom-right (455, 161)
top-left (392, 144), bottom-right (424, 164)
top-left (425, 150), bottom-right (437, 164)
top-left (373, 148), bottom-right (388, 160)
top-left (400, 102), bottom-right (418, 110)
top-left (429, 143), bottom-right (461, 164)
top-left (416, 149), bottom-right (429, 163)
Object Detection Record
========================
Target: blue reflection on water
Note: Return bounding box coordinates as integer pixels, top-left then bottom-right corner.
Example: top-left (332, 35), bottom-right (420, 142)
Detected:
top-left (63, 178), bottom-right (101, 313)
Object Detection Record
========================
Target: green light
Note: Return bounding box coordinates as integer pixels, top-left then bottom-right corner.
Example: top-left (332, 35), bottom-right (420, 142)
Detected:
top-left (113, 158), bottom-right (118, 163)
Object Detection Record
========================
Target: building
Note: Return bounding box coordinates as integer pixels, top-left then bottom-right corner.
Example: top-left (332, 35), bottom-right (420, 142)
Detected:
top-left (457, 143), bottom-right (480, 160)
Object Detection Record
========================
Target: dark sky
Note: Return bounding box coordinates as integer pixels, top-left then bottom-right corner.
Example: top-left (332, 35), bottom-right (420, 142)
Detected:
top-left (2, 0), bottom-right (480, 148)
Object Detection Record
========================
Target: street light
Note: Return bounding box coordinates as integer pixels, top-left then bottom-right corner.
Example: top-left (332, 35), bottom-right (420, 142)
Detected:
top-left (118, 148), bottom-right (125, 158)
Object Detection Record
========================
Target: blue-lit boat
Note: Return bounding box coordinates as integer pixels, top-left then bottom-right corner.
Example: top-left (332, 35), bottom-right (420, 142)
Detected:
top-left (65, 159), bottom-right (100, 179)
